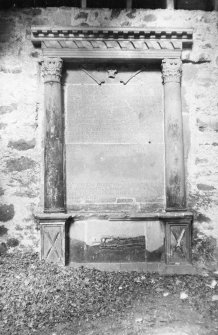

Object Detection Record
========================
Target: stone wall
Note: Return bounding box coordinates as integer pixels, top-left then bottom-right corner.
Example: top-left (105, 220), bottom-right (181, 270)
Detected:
top-left (0, 7), bottom-right (217, 261)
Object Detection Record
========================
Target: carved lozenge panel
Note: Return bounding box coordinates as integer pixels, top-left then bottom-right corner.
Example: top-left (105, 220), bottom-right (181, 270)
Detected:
top-left (165, 223), bottom-right (192, 264)
top-left (41, 224), bottom-right (65, 265)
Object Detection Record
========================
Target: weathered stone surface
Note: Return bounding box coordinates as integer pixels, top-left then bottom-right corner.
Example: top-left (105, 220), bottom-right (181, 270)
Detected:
top-left (0, 123), bottom-right (7, 130)
top-left (66, 64), bottom-right (164, 211)
top-left (196, 213), bottom-right (211, 223)
top-left (0, 225), bottom-right (8, 236)
top-left (197, 184), bottom-right (216, 191)
top-left (143, 14), bottom-right (157, 22)
top-left (66, 143), bottom-right (164, 207)
top-left (8, 139), bottom-right (36, 151)
top-left (13, 190), bottom-right (37, 198)
top-left (30, 51), bottom-right (40, 58)
top-left (6, 238), bottom-right (19, 247)
top-left (0, 204), bottom-right (15, 222)
top-left (0, 104), bottom-right (17, 114)
top-left (75, 11), bottom-right (88, 19)
top-left (0, 7), bottom-right (217, 256)
top-left (0, 243), bottom-right (7, 255)
top-left (70, 220), bottom-right (145, 263)
top-left (31, 17), bottom-right (49, 25)
top-left (6, 157), bottom-right (36, 172)
top-left (0, 65), bottom-right (22, 73)
top-left (43, 58), bottom-right (64, 212)
top-left (0, 19), bottom-right (15, 42)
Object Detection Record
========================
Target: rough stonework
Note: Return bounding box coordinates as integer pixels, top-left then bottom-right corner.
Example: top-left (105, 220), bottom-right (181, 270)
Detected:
top-left (0, 7), bottom-right (217, 266)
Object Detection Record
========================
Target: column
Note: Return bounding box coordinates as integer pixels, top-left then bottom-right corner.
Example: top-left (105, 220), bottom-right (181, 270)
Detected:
top-left (166, 0), bottom-right (175, 9)
top-left (42, 57), bottom-right (65, 213)
top-left (162, 58), bottom-right (186, 211)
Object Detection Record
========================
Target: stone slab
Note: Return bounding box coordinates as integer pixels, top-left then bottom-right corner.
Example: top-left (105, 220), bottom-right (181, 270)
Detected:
top-left (69, 261), bottom-right (196, 274)
top-left (66, 143), bottom-right (165, 207)
top-left (65, 64), bottom-right (164, 211)
top-left (65, 69), bottom-right (163, 145)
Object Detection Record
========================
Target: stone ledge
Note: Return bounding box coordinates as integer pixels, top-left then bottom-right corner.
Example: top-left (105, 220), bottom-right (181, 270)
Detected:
top-left (69, 261), bottom-right (196, 274)
top-left (35, 210), bottom-right (193, 222)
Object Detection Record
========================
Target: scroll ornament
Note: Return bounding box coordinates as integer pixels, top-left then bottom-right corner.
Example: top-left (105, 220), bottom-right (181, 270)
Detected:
top-left (162, 59), bottom-right (182, 84)
top-left (42, 57), bottom-right (63, 83)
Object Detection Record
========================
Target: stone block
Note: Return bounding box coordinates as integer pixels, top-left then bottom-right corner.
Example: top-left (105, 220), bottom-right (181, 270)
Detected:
top-left (40, 222), bottom-right (66, 265)
top-left (0, 204), bottom-right (15, 222)
top-left (165, 220), bottom-right (192, 264)
top-left (8, 139), bottom-right (36, 151)
top-left (6, 157), bottom-right (36, 172)
top-left (0, 123), bottom-right (7, 130)
top-left (0, 104), bottom-right (17, 114)
top-left (0, 225), bottom-right (8, 236)
top-left (197, 184), bottom-right (216, 191)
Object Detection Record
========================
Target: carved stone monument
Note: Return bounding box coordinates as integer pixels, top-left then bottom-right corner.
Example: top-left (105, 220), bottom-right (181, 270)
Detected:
top-left (32, 26), bottom-right (194, 273)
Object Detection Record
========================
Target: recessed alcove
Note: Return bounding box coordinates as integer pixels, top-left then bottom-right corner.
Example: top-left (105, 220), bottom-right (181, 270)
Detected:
top-left (69, 219), bottom-right (165, 263)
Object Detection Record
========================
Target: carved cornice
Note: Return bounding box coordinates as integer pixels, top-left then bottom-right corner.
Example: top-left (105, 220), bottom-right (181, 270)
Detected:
top-left (162, 58), bottom-right (182, 84)
top-left (41, 57), bottom-right (63, 83)
top-left (31, 26), bottom-right (193, 60)
top-left (31, 26), bottom-right (193, 43)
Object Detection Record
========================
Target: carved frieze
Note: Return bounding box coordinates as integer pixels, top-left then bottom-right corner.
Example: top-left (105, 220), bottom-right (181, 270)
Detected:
top-left (161, 58), bottom-right (182, 84)
top-left (42, 57), bottom-right (63, 83)
top-left (32, 27), bottom-right (193, 59)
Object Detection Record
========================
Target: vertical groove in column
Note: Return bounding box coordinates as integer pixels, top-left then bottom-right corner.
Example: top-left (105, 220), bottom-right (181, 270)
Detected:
top-left (42, 57), bottom-right (65, 213)
top-left (162, 58), bottom-right (186, 211)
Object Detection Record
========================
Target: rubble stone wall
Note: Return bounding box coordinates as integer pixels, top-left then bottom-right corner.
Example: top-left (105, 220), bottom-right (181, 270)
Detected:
top-left (0, 8), bottom-right (217, 262)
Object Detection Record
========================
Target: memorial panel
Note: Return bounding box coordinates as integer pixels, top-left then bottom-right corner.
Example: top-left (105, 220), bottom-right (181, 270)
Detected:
top-left (65, 64), bottom-right (164, 212)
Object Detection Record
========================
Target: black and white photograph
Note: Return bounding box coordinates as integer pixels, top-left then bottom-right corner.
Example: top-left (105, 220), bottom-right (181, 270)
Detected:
top-left (0, 0), bottom-right (218, 334)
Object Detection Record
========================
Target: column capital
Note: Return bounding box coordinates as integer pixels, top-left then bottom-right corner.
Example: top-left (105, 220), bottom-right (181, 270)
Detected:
top-left (42, 57), bottom-right (63, 83)
top-left (162, 58), bottom-right (182, 84)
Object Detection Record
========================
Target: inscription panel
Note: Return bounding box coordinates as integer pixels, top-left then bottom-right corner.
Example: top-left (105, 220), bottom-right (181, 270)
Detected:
top-left (66, 143), bottom-right (164, 209)
top-left (65, 67), bottom-right (163, 145)
top-left (65, 65), bottom-right (164, 211)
